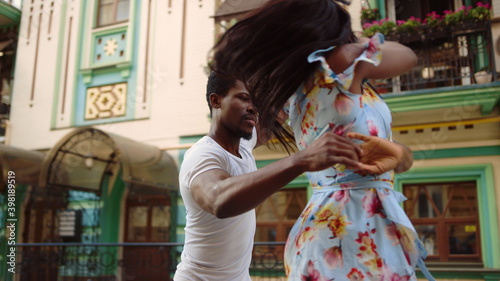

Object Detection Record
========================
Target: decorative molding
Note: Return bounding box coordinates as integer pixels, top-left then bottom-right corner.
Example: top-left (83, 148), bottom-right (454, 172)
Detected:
top-left (384, 84), bottom-right (500, 115)
top-left (85, 83), bottom-right (127, 120)
top-left (61, 15), bottom-right (73, 114)
top-left (30, 11), bottom-right (43, 103)
top-left (179, 0), bottom-right (187, 81)
top-left (92, 26), bottom-right (128, 66)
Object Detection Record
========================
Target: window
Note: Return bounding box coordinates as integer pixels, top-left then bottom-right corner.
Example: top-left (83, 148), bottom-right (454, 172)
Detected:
top-left (403, 181), bottom-right (481, 263)
top-left (255, 188), bottom-right (307, 242)
top-left (253, 188), bottom-right (307, 267)
top-left (97, 0), bottom-right (130, 27)
top-left (395, 0), bottom-right (453, 21)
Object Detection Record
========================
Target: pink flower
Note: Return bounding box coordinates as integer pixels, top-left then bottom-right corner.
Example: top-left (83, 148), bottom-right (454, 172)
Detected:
top-left (367, 120), bottom-right (378, 136)
top-left (324, 246), bottom-right (343, 269)
top-left (334, 93), bottom-right (354, 116)
top-left (331, 190), bottom-right (350, 205)
top-left (347, 268), bottom-right (365, 281)
top-left (362, 22), bottom-right (373, 29)
top-left (362, 189), bottom-right (386, 218)
top-left (301, 261), bottom-right (329, 281)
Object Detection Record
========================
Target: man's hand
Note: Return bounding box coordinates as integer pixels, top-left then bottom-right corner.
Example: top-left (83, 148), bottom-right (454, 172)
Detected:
top-left (347, 132), bottom-right (411, 175)
top-left (293, 132), bottom-right (363, 172)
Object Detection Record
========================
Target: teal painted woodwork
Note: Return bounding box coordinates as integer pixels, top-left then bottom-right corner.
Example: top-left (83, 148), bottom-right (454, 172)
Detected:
top-left (72, 0), bottom-right (141, 126)
top-left (0, 1), bottom-right (21, 24)
top-left (384, 83), bottom-right (500, 115)
top-left (414, 146), bottom-right (500, 160)
top-left (93, 29), bottom-right (128, 66)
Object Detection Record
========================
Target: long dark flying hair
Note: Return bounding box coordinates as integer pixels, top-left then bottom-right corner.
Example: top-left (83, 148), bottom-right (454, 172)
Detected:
top-left (211, 0), bottom-right (355, 152)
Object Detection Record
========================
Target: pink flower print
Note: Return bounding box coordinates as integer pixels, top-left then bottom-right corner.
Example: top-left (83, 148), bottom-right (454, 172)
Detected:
top-left (373, 266), bottom-right (412, 281)
top-left (334, 93), bottom-right (354, 116)
top-left (331, 190), bottom-right (350, 205)
top-left (324, 246), bottom-right (343, 269)
top-left (339, 182), bottom-right (355, 189)
top-left (328, 120), bottom-right (355, 136)
top-left (367, 120), bottom-right (378, 136)
top-left (301, 261), bottom-right (329, 281)
top-left (327, 211), bottom-right (351, 239)
top-left (295, 226), bottom-right (316, 250)
top-left (300, 204), bottom-right (314, 224)
top-left (387, 272), bottom-right (412, 281)
top-left (347, 268), bottom-right (365, 281)
top-left (362, 189), bottom-right (386, 218)
top-left (384, 223), bottom-right (418, 264)
top-left (355, 231), bottom-right (379, 258)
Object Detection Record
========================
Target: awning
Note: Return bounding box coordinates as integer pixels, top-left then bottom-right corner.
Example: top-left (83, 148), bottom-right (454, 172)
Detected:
top-left (213, 0), bottom-right (268, 21)
top-left (0, 40), bottom-right (13, 52)
top-left (0, 144), bottom-right (45, 192)
top-left (39, 128), bottom-right (179, 192)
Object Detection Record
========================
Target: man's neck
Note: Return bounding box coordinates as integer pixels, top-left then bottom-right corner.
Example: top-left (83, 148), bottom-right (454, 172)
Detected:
top-left (208, 130), bottom-right (242, 158)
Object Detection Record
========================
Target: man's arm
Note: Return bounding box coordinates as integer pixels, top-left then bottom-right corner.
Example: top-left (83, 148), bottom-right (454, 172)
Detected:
top-left (190, 132), bottom-right (362, 218)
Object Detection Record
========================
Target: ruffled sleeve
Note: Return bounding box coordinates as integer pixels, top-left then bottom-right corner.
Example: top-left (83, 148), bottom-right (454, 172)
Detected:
top-left (307, 33), bottom-right (384, 91)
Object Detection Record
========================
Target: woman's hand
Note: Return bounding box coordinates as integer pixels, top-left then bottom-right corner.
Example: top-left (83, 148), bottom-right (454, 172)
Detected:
top-left (347, 132), bottom-right (413, 174)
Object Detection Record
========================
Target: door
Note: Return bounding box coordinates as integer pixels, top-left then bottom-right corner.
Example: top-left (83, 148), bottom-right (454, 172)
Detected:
top-left (123, 194), bottom-right (172, 280)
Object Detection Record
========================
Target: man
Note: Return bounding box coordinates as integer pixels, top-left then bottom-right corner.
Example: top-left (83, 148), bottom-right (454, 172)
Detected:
top-left (173, 72), bottom-right (366, 281)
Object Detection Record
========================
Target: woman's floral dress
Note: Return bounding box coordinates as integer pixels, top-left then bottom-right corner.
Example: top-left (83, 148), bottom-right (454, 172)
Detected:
top-left (283, 34), bottom-right (433, 281)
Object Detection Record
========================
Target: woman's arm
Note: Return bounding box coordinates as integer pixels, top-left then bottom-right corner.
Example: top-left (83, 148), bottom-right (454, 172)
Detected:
top-left (355, 41), bottom-right (417, 80)
top-left (347, 132), bottom-right (414, 174)
top-left (326, 40), bottom-right (417, 94)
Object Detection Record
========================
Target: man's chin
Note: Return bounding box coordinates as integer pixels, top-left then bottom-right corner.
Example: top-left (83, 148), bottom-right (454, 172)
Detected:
top-left (241, 132), bottom-right (253, 141)
top-left (239, 129), bottom-right (253, 140)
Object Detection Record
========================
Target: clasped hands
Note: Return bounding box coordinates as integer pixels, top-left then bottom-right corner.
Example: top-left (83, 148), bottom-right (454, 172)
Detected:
top-left (299, 131), bottom-right (407, 175)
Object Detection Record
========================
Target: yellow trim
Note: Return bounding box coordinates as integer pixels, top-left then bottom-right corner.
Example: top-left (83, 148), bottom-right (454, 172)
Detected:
top-left (393, 116), bottom-right (500, 131)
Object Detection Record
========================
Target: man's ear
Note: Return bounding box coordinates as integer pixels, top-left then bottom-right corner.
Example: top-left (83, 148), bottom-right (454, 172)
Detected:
top-left (209, 93), bottom-right (221, 109)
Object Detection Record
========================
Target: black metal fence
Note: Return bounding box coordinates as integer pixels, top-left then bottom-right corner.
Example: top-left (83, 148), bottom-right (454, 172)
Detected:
top-left (4, 242), bottom-right (286, 281)
top-left (374, 21), bottom-right (497, 93)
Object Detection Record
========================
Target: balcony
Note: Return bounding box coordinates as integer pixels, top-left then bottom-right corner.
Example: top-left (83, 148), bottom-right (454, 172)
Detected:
top-left (371, 20), bottom-right (496, 94)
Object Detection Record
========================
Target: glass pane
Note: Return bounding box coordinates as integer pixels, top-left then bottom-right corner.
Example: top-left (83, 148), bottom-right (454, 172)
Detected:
top-left (256, 197), bottom-right (278, 221)
top-left (446, 183), bottom-right (478, 217)
top-left (255, 226), bottom-right (276, 242)
top-left (284, 190), bottom-right (306, 220)
top-left (98, 4), bottom-right (114, 26)
top-left (116, 0), bottom-right (130, 22)
top-left (448, 224), bottom-right (478, 255)
top-left (403, 185), bottom-right (440, 218)
top-left (151, 205), bottom-right (170, 241)
top-left (256, 189), bottom-right (306, 221)
top-left (255, 189), bottom-right (306, 242)
top-left (127, 206), bottom-right (148, 241)
top-left (415, 225), bottom-right (438, 255)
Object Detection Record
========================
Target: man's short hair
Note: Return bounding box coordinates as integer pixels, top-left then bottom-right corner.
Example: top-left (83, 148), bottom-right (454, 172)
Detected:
top-left (206, 71), bottom-right (237, 115)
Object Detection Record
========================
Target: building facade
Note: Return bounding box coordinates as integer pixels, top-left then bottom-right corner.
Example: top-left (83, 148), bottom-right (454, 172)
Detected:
top-left (0, 0), bottom-right (499, 280)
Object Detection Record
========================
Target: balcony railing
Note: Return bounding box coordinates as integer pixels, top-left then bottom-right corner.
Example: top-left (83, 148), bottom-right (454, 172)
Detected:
top-left (7, 242), bottom-right (287, 281)
top-left (6, 242), bottom-right (500, 280)
top-left (373, 21), bottom-right (496, 94)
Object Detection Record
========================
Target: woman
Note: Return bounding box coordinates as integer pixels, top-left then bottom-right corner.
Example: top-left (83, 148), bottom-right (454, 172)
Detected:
top-left (212, 0), bottom-right (434, 280)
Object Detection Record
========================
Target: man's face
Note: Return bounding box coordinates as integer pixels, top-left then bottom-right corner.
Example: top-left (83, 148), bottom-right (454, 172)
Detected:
top-left (218, 81), bottom-right (257, 140)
